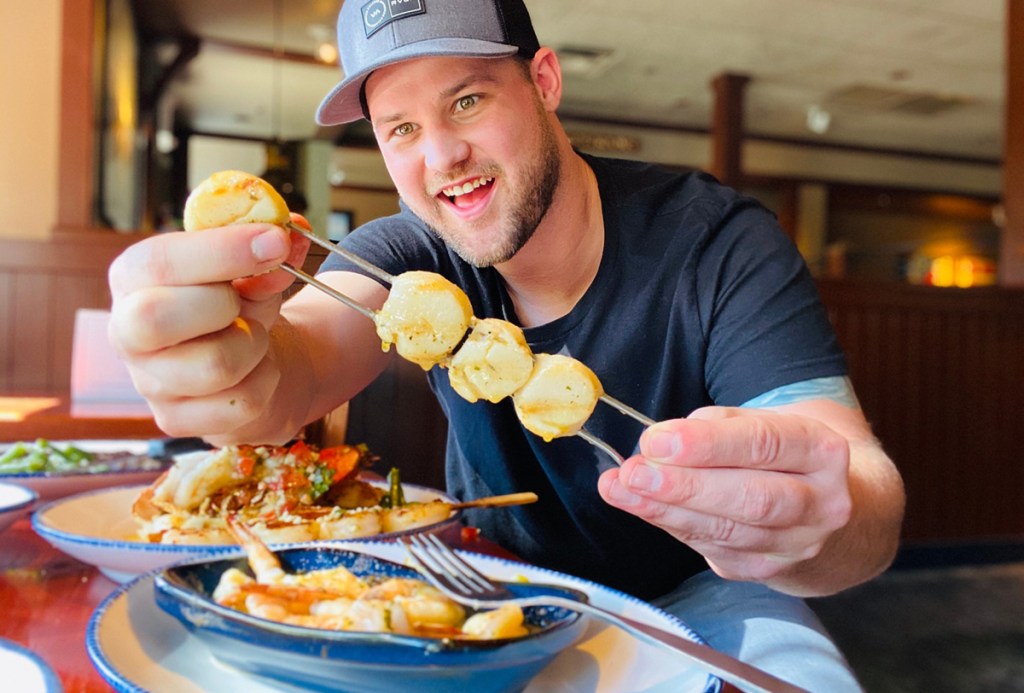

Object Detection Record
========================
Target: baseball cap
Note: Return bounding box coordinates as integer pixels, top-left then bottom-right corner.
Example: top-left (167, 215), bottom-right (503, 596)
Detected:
top-left (316, 0), bottom-right (540, 125)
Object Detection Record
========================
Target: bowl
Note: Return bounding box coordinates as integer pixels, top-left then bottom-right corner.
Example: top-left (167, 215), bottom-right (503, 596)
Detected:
top-left (0, 439), bottom-right (169, 501)
top-left (0, 482), bottom-right (37, 535)
top-left (153, 545), bottom-right (589, 693)
top-left (32, 481), bottom-right (462, 583)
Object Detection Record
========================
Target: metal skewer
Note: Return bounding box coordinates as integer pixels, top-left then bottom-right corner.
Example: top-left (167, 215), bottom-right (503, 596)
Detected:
top-left (280, 221), bottom-right (652, 464)
top-left (577, 428), bottom-right (625, 466)
top-left (600, 394), bottom-right (656, 426)
top-left (286, 222), bottom-right (395, 284)
top-left (279, 263), bottom-right (378, 321)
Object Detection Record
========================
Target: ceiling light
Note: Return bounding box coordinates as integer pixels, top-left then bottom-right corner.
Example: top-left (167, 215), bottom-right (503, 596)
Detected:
top-left (317, 42), bottom-right (338, 64)
top-left (557, 45), bottom-right (616, 78)
top-left (806, 104), bottom-right (831, 135)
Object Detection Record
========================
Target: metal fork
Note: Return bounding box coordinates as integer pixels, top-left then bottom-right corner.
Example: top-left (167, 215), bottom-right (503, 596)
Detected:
top-left (403, 534), bottom-right (808, 693)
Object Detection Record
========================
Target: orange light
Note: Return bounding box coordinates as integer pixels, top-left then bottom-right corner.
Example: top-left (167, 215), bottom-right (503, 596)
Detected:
top-left (0, 397), bottom-right (60, 423)
top-left (925, 254), bottom-right (997, 288)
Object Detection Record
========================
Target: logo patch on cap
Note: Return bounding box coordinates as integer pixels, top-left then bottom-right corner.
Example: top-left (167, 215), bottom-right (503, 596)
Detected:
top-left (361, 0), bottom-right (426, 38)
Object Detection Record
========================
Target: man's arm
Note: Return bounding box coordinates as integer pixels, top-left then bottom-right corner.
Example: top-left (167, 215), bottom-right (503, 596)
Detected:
top-left (597, 376), bottom-right (905, 597)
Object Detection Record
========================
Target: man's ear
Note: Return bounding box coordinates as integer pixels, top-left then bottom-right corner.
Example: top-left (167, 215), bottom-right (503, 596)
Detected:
top-left (530, 48), bottom-right (563, 112)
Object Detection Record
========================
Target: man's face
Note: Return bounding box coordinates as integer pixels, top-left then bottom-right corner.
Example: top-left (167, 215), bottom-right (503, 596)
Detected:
top-left (364, 56), bottom-right (560, 267)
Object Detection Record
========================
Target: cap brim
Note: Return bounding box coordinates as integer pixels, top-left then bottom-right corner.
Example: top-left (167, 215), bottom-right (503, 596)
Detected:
top-left (315, 38), bottom-right (519, 125)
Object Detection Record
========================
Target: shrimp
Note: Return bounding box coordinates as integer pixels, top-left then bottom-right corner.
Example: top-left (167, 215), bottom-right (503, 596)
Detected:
top-left (462, 603), bottom-right (528, 639)
top-left (315, 508), bottom-right (383, 540)
top-left (227, 516), bottom-right (286, 583)
top-left (361, 578), bottom-right (466, 632)
top-left (379, 500), bottom-right (452, 534)
top-left (225, 516), bottom-right (366, 594)
top-left (152, 448), bottom-right (240, 511)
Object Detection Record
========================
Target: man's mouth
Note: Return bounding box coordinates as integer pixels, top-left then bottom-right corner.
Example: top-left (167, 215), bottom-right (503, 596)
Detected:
top-left (440, 176), bottom-right (495, 208)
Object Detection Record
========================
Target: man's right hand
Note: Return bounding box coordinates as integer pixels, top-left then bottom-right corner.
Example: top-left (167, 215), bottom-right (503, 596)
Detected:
top-left (107, 218), bottom-right (310, 441)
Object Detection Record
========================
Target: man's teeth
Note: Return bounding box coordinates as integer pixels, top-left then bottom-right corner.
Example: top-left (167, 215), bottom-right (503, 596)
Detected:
top-left (443, 177), bottom-right (493, 198)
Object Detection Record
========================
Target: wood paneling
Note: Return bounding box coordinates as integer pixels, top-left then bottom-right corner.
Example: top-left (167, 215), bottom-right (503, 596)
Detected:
top-left (1003, 0), bottom-right (1024, 285)
top-left (816, 279), bottom-right (1024, 542)
top-left (0, 230), bottom-right (146, 393)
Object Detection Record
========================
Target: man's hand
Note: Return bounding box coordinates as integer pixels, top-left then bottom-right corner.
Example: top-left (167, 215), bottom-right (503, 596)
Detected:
top-left (597, 406), bottom-right (858, 591)
top-left (107, 216), bottom-right (310, 442)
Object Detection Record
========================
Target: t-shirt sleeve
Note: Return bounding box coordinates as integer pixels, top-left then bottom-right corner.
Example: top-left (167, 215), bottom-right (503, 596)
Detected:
top-left (697, 203), bottom-right (847, 406)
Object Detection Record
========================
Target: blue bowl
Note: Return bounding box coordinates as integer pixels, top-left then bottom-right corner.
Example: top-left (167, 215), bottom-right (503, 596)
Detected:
top-left (154, 546), bottom-right (588, 693)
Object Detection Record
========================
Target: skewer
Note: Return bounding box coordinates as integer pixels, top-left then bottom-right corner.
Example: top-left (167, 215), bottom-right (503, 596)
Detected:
top-left (286, 222), bottom-right (395, 284)
top-left (450, 492), bottom-right (539, 509)
top-left (280, 263), bottom-right (377, 321)
top-left (600, 394), bottom-right (656, 427)
top-left (577, 429), bottom-right (625, 466)
top-left (281, 222), bottom-right (650, 463)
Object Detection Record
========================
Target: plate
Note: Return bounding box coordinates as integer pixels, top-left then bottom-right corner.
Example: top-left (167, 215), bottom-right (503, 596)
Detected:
top-left (0, 637), bottom-right (63, 693)
top-left (0, 481), bottom-right (38, 535)
top-left (88, 542), bottom-right (720, 693)
top-left (32, 482), bottom-right (462, 583)
top-left (0, 439), bottom-right (169, 501)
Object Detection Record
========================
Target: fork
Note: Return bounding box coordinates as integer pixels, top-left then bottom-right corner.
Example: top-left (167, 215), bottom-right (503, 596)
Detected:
top-left (403, 534), bottom-right (809, 693)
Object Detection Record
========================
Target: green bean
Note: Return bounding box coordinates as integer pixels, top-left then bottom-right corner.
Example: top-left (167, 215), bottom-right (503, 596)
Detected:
top-left (0, 439), bottom-right (95, 474)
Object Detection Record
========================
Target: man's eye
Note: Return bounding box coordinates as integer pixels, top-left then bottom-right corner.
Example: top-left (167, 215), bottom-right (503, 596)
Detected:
top-left (393, 122), bottom-right (416, 137)
top-left (455, 95), bottom-right (479, 112)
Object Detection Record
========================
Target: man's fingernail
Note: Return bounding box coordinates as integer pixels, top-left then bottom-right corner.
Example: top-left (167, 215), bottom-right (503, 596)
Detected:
top-left (646, 430), bottom-right (678, 461)
top-left (252, 228), bottom-right (288, 262)
top-left (627, 463), bottom-right (661, 492)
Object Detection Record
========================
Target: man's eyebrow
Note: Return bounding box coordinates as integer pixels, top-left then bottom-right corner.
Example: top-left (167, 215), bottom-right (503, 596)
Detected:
top-left (439, 73), bottom-right (501, 101)
top-left (374, 72), bottom-right (504, 127)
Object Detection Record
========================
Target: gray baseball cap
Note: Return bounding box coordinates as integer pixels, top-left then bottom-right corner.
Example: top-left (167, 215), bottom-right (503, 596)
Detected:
top-left (316, 0), bottom-right (540, 125)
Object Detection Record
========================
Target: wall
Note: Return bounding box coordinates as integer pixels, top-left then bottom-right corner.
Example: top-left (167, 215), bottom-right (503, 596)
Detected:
top-left (0, 0), bottom-right (62, 240)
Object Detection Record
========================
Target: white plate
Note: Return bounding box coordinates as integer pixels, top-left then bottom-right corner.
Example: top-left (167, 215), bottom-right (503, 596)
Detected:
top-left (0, 440), bottom-right (167, 501)
top-left (87, 542), bottom-right (720, 693)
top-left (32, 482), bottom-right (462, 583)
top-left (0, 637), bottom-right (62, 693)
top-left (0, 481), bottom-right (37, 535)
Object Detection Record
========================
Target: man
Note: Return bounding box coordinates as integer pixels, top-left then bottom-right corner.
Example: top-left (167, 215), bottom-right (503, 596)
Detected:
top-left (108, 0), bottom-right (904, 688)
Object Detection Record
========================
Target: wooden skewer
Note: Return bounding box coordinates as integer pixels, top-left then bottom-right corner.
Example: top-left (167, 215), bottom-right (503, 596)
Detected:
top-left (450, 492), bottom-right (539, 509)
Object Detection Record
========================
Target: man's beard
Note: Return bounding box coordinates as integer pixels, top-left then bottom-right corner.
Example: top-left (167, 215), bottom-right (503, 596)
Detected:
top-left (423, 110), bottom-right (561, 268)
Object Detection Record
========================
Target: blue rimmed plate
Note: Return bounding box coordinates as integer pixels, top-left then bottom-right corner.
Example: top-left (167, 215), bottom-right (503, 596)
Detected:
top-left (0, 481), bottom-right (37, 535)
top-left (0, 637), bottom-right (63, 693)
top-left (32, 482), bottom-right (462, 583)
top-left (86, 541), bottom-right (721, 692)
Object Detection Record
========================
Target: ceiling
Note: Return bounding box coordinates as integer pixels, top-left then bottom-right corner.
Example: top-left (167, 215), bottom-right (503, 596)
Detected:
top-left (132, 0), bottom-right (1006, 162)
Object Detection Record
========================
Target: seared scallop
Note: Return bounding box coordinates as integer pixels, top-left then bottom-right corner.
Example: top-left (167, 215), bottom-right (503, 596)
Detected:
top-left (183, 170), bottom-right (290, 232)
top-left (448, 318), bottom-right (535, 403)
top-left (374, 271), bottom-right (473, 370)
top-left (512, 353), bottom-right (604, 441)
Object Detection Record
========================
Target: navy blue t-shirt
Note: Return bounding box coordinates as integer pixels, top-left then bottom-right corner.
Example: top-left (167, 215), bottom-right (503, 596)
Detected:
top-left (319, 154), bottom-right (847, 599)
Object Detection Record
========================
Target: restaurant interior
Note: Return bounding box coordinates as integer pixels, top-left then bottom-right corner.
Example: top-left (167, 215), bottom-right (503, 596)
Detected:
top-left (1, 0), bottom-right (1022, 691)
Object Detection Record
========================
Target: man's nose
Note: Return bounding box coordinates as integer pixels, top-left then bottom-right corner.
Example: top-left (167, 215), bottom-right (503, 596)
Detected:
top-left (422, 126), bottom-right (471, 173)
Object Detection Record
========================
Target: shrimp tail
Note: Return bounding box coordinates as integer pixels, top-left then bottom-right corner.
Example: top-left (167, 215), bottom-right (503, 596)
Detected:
top-left (226, 515), bottom-right (286, 584)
